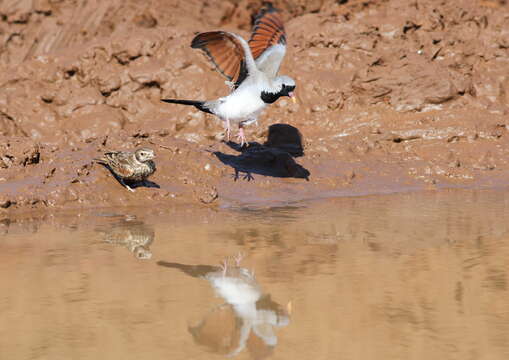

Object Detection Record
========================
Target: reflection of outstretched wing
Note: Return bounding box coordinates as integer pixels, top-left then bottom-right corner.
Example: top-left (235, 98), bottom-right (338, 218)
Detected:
top-left (188, 304), bottom-right (240, 355)
top-left (191, 31), bottom-right (249, 89)
top-left (249, 4), bottom-right (287, 78)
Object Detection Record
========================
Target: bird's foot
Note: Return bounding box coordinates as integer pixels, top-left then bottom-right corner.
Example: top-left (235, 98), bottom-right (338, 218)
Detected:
top-left (237, 128), bottom-right (247, 147)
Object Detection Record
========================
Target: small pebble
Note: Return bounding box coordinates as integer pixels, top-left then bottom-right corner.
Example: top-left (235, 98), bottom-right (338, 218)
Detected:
top-left (311, 104), bottom-right (327, 112)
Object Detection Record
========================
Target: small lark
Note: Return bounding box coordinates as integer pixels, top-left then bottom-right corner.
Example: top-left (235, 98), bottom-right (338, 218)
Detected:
top-left (95, 147), bottom-right (156, 192)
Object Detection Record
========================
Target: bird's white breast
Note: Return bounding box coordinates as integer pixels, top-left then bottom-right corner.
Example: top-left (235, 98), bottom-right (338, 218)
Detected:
top-left (215, 84), bottom-right (266, 121)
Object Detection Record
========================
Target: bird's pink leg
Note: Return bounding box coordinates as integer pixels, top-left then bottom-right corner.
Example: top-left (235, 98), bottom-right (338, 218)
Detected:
top-left (237, 125), bottom-right (247, 146)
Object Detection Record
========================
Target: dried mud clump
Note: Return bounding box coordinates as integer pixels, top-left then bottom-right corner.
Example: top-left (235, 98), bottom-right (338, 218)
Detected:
top-left (0, 0), bottom-right (508, 213)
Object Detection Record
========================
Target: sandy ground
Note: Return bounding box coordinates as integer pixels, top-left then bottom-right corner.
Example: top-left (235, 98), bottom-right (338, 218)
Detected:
top-left (1, 0), bottom-right (509, 213)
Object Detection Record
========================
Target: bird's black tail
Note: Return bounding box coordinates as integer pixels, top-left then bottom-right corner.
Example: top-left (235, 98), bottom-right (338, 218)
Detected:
top-left (161, 99), bottom-right (213, 114)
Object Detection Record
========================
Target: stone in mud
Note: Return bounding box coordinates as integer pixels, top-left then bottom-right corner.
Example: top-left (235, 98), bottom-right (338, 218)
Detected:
top-left (0, 198), bottom-right (15, 209)
top-left (21, 144), bottom-right (41, 166)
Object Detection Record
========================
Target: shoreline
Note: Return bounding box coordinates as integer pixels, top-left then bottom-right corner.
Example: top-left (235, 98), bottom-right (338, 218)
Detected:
top-left (1, 0), bottom-right (508, 216)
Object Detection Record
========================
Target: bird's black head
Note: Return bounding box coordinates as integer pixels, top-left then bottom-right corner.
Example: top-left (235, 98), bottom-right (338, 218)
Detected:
top-left (280, 83), bottom-right (296, 97)
top-left (261, 76), bottom-right (296, 104)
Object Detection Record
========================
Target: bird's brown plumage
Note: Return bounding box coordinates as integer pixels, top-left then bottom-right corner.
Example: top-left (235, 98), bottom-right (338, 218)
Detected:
top-left (95, 148), bottom-right (156, 191)
top-left (248, 4), bottom-right (286, 60)
top-left (190, 4), bottom-right (286, 89)
top-left (191, 31), bottom-right (248, 87)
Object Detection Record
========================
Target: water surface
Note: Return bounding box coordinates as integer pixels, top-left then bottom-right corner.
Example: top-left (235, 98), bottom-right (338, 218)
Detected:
top-left (1, 189), bottom-right (509, 359)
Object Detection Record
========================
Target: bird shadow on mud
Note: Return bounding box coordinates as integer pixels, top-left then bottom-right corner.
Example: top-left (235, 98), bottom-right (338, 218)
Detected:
top-left (213, 124), bottom-right (310, 181)
top-left (129, 179), bottom-right (160, 190)
top-left (96, 163), bottom-right (161, 190)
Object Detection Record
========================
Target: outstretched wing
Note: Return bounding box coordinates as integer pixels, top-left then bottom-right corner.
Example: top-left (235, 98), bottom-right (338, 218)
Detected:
top-left (191, 31), bottom-right (250, 89)
top-left (249, 4), bottom-right (287, 78)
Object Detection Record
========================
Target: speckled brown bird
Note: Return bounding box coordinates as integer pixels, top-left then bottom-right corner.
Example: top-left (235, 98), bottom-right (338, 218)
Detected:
top-left (95, 147), bottom-right (156, 192)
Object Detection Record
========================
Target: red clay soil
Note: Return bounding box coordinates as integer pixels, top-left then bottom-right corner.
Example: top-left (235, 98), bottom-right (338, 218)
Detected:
top-left (0, 0), bottom-right (508, 213)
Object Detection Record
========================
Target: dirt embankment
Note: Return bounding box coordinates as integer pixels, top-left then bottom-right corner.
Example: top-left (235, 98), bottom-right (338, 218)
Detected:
top-left (0, 0), bottom-right (508, 213)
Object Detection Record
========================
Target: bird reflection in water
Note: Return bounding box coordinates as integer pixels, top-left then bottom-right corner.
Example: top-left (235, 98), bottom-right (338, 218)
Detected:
top-left (96, 217), bottom-right (154, 259)
top-left (157, 253), bottom-right (290, 358)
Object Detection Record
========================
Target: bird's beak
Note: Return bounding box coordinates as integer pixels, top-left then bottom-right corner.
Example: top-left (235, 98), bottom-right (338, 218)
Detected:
top-left (289, 92), bottom-right (297, 104)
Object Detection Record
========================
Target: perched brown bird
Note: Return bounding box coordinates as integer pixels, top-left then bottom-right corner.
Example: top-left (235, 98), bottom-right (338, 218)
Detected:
top-left (95, 147), bottom-right (156, 192)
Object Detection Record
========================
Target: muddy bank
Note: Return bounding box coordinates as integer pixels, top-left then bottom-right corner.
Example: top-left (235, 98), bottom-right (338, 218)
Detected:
top-left (1, 0), bottom-right (509, 213)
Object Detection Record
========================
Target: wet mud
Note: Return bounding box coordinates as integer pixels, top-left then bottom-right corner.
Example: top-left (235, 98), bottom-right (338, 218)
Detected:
top-left (1, 0), bottom-right (509, 213)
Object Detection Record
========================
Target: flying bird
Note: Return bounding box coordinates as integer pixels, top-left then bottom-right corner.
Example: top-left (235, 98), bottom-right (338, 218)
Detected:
top-left (95, 147), bottom-right (156, 192)
top-left (161, 4), bottom-right (296, 146)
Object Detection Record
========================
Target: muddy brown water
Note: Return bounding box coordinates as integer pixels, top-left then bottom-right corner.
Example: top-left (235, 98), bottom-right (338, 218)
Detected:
top-left (1, 189), bottom-right (509, 360)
